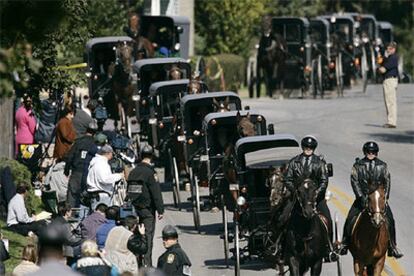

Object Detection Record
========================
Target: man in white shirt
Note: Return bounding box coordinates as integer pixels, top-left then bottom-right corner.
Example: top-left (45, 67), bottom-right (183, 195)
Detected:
top-left (87, 145), bottom-right (124, 209)
top-left (7, 184), bottom-right (46, 236)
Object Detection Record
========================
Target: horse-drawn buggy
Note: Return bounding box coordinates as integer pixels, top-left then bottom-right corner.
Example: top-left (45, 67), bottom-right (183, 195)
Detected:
top-left (271, 17), bottom-right (312, 97)
top-left (309, 17), bottom-right (344, 98)
top-left (176, 92), bottom-right (242, 228)
top-left (147, 79), bottom-right (208, 207)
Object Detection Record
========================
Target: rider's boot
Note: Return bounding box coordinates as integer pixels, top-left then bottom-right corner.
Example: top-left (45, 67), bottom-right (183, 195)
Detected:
top-left (338, 235), bottom-right (349, 255)
top-left (388, 223), bottom-right (403, 258)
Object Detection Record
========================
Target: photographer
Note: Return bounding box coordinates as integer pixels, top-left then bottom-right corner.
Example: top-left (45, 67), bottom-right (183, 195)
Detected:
top-left (104, 215), bottom-right (145, 274)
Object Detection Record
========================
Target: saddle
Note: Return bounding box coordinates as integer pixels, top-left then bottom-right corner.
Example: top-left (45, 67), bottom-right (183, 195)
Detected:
top-left (318, 213), bottom-right (332, 236)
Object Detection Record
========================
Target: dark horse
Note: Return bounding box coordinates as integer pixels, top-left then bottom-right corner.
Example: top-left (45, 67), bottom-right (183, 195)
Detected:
top-left (350, 184), bottom-right (389, 276)
top-left (108, 42), bottom-right (135, 131)
top-left (283, 178), bottom-right (329, 276)
top-left (256, 32), bottom-right (287, 98)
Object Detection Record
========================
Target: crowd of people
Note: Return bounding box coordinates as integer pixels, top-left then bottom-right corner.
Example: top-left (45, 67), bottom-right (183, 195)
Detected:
top-left (2, 89), bottom-right (191, 276)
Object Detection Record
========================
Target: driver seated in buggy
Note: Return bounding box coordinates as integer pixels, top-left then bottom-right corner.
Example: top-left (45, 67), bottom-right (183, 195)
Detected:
top-left (275, 135), bottom-right (335, 261)
top-left (339, 141), bottom-right (403, 258)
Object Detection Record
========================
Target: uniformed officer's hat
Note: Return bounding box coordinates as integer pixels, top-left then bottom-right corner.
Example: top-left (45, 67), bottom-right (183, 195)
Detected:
top-left (301, 135), bottom-right (318, 150)
top-left (141, 144), bottom-right (154, 156)
top-left (363, 141), bottom-right (379, 154)
top-left (162, 225), bottom-right (178, 240)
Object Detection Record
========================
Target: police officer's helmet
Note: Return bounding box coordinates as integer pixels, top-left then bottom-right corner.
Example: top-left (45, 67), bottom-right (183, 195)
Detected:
top-left (162, 225), bottom-right (178, 240)
top-left (301, 135), bottom-right (318, 150)
top-left (363, 141), bottom-right (379, 154)
top-left (141, 144), bottom-right (154, 156)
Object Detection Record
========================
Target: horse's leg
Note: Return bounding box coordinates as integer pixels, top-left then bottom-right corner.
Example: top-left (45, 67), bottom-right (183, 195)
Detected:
top-left (287, 256), bottom-right (300, 276)
top-left (310, 260), bottom-right (322, 276)
top-left (354, 260), bottom-right (365, 276)
top-left (372, 255), bottom-right (386, 276)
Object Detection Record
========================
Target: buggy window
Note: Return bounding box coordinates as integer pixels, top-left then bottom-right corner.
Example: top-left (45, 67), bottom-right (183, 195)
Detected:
top-left (140, 64), bottom-right (189, 95)
top-left (334, 22), bottom-right (351, 42)
top-left (310, 25), bottom-right (327, 43)
top-left (91, 45), bottom-right (116, 74)
top-left (159, 92), bottom-right (182, 117)
top-left (285, 24), bottom-right (301, 43)
top-left (361, 20), bottom-right (375, 40)
top-left (141, 17), bottom-right (175, 49)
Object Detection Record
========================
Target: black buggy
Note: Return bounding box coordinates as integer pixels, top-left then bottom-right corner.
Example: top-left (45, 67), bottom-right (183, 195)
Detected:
top-left (202, 110), bottom-right (270, 264)
top-left (271, 17), bottom-right (312, 97)
top-left (230, 134), bottom-right (301, 275)
top-left (141, 15), bottom-right (190, 59)
top-left (147, 79), bottom-right (208, 207)
top-left (309, 17), bottom-right (344, 98)
top-left (84, 36), bottom-right (134, 124)
top-left (132, 58), bottom-right (191, 139)
top-left (177, 92), bottom-right (242, 230)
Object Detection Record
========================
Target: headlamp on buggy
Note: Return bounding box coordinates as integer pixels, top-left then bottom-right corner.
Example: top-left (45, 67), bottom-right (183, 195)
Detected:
top-left (237, 196), bottom-right (246, 206)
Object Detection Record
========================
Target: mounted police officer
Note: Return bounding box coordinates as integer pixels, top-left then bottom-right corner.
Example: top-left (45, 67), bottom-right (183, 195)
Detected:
top-left (127, 145), bottom-right (164, 267)
top-left (157, 225), bottom-right (191, 276)
top-left (339, 141), bottom-right (403, 258)
top-left (284, 135), bottom-right (334, 259)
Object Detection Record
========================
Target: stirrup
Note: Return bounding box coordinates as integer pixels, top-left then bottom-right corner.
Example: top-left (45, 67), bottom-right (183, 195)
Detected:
top-left (388, 247), bottom-right (403, 259)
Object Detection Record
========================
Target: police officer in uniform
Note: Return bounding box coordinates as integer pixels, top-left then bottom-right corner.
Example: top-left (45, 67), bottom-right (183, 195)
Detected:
top-left (127, 145), bottom-right (164, 266)
top-left (339, 142), bottom-right (403, 258)
top-left (284, 135), bottom-right (334, 258)
top-left (64, 121), bottom-right (98, 207)
top-left (157, 225), bottom-right (191, 276)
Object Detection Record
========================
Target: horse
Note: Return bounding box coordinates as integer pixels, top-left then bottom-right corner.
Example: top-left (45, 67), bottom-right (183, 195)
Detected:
top-left (108, 41), bottom-right (135, 131)
top-left (283, 178), bottom-right (329, 276)
top-left (350, 184), bottom-right (389, 276)
top-left (256, 32), bottom-right (287, 98)
top-left (212, 96), bottom-right (231, 113)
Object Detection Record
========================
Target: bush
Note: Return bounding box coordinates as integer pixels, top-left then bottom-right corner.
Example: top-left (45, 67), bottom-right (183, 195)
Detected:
top-left (192, 54), bottom-right (245, 92)
top-left (0, 158), bottom-right (43, 214)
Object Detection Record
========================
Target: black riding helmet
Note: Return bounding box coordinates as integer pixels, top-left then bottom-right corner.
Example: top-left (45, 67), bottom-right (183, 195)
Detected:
top-left (363, 141), bottom-right (379, 154)
top-left (162, 225), bottom-right (178, 240)
top-left (301, 135), bottom-right (318, 150)
top-left (141, 144), bottom-right (154, 157)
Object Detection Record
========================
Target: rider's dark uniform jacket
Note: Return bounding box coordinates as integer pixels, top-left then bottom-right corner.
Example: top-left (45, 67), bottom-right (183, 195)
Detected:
top-left (285, 153), bottom-right (328, 202)
top-left (64, 135), bottom-right (95, 175)
top-left (351, 157), bottom-right (390, 201)
top-left (157, 243), bottom-right (191, 276)
top-left (127, 162), bottom-right (164, 216)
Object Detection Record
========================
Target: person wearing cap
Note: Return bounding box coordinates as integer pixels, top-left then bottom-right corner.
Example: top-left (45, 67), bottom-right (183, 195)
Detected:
top-left (87, 144), bottom-right (124, 209)
top-left (64, 121), bottom-right (99, 207)
top-left (282, 135), bottom-right (334, 259)
top-left (127, 145), bottom-right (164, 266)
top-left (339, 142), bottom-right (403, 258)
top-left (157, 225), bottom-right (191, 276)
top-left (378, 41), bottom-right (399, 128)
top-left (15, 93), bottom-right (36, 156)
top-left (72, 99), bottom-right (98, 137)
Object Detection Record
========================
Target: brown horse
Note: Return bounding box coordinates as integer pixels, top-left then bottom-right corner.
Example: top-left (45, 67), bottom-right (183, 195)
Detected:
top-left (108, 42), bottom-right (135, 131)
top-left (212, 97), bottom-right (231, 113)
top-left (350, 185), bottom-right (389, 276)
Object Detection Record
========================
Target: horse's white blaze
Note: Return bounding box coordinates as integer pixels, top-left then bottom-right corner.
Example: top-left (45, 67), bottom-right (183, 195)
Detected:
top-left (304, 183), bottom-right (308, 189)
top-left (374, 190), bottom-right (380, 213)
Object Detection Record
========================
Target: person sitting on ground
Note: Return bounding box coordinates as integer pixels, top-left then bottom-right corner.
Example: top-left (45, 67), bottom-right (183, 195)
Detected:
top-left (104, 215), bottom-right (145, 274)
top-left (87, 145), bottom-right (124, 209)
top-left (12, 244), bottom-right (40, 275)
top-left (48, 203), bottom-right (83, 265)
top-left (64, 121), bottom-right (99, 207)
top-left (157, 225), bottom-right (191, 276)
top-left (96, 206), bottom-right (119, 250)
top-left (80, 203), bottom-right (108, 241)
top-left (72, 239), bottom-right (118, 276)
top-left (53, 105), bottom-right (76, 162)
top-left (7, 184), bottom-right (46, 236)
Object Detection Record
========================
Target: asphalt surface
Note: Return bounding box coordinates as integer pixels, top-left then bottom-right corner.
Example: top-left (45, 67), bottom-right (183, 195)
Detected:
top-left (151, 84), bottom-right (413, 276)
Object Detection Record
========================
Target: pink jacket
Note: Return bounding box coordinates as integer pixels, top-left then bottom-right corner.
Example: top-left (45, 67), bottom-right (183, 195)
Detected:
top-left (15, 106), bottom-right (36, 147)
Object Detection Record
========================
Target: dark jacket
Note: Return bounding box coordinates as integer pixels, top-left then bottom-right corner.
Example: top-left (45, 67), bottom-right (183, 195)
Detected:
top-left (157, 243), bottom-right (191, 276)
top-left (73, 256), bottom-right (114, 276)
top-left (127, 162), bottom-right (164, 215)
top-left (127, 232), bottom-right (148, 255)
top-left (49, 216), bottom-right (83, 257)
top-left (284, 153), bottom-right (328, 202)
top-left (351, 157), bottom-right (390, 199)
top-left (35, 99), bottom-right (58, 143)
top-left (81, 144), bottom-right (100, 191)
top-left (383, 53), bottom-right (399, 79)
top-left (64, 135), bottom-right (95, 175)
top-left (80, 211), bottom-right (107, 240)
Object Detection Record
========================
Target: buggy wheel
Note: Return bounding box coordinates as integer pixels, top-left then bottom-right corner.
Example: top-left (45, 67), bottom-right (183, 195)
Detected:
top-left (336, 53), bottom-right (344, 97)
top-left (317, 55), bottom-right (324, 98)
top-left (311, 59), bottom-right (318, 99)
top-left (361, 47), bottom-right (369, 93)
top-left (222, 194), bottom-right (230, 267)
top-left (370, 45), bottom-right (377, 81)
top-left (172, 156), bottom-right (181, 209)
top-left (234, 220), bottom-right (241, 276)
top-left (190, 168), bottom-right (201, 232)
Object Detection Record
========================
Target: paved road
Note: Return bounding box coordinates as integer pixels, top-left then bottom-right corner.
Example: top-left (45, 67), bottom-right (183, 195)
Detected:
top-left (151, 84), bottom-right (413, 275)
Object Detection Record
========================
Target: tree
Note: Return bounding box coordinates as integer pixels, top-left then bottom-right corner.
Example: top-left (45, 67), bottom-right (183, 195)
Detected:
top-left (195, 0), bottom-right (268, 58)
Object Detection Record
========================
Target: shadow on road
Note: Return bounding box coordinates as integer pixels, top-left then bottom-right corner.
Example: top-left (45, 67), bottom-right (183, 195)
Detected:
top-left (176, 222), bottom-right (233, 236)
top-left (367, 130), bottom-right (414, 144)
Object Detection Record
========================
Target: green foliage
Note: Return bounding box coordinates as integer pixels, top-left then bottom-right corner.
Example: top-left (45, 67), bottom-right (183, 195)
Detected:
top-left (0, 158), bottom-right (43, 214)
top-left (195, 0), bottom-right (268, 58)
